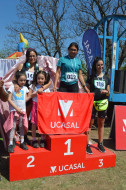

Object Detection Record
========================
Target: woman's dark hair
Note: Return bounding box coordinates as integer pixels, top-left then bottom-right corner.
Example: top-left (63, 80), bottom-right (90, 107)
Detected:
top-left (32, 70), bottom-right (50, 86)
top-left (26, 48), bottom-right (38, 62)
top-left (91, 57), bottom-right (103, 77)
top-left (15, 70), bottom-right (26, 84)
top-left (22, 48), bottom-right (38, 70)
top-left (68, 42), bottom-right (79, 51)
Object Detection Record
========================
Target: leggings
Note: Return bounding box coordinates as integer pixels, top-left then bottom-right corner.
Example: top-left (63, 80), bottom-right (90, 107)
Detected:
top-left (9, 114), bottom-right (24, 140)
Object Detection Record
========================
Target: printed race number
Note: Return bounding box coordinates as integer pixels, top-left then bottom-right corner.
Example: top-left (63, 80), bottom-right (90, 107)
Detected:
top-left (64, 139), bottom-right (74, 156)
top-left (66, 72), bottom-right (77, 82)
top-left (98, 159), bottom-right (103, 167)
top-left (94, 80), bottom-right (105, 89)
top-left (27, 156), bottom-right (35, 168)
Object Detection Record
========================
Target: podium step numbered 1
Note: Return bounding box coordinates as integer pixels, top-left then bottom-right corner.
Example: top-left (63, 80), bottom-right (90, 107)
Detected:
top-left (9, 134), bottom-right (116, 181)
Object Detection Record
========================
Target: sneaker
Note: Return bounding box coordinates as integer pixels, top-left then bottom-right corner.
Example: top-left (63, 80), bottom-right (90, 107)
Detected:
top-left (40, 140), bottom-right (46, 148)
top-left (24, 135), bottom-right (31, 145)
top-left (8, 145), bottom-right (14, 153)
top-left (86, 144), bottom-right (93, 154)
top-left (20, 142), bottom-right (28, 150)
top-left (32, 140), bottom-right (39, 148)
top-left (98, 143), bottom-right (106, 153)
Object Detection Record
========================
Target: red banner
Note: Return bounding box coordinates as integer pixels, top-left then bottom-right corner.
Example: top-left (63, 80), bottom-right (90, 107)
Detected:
top-left (115, 105), bottom-right (126, 150)
top-left (38, 92), bottom-right (94, 134)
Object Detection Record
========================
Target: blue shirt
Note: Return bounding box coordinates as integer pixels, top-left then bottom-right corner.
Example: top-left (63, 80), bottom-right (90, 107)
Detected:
top-left (57, 55), bottom-right (82, 85)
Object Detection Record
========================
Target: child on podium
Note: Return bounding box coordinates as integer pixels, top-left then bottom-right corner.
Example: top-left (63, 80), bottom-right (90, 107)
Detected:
top-left (28, 70), bottom-right (50, 148)
top-left (4, 71), bottom-right (34, 153)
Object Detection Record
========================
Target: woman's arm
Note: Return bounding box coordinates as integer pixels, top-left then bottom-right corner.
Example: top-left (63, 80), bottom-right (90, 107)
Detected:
top-left (101, 85), bottom-right (110, 96)
top-left (0, 79), bottom-right (8, 102)
top-left (106, 85), bottom-right (110, 96)
top-left (12, 63), bottom-right (24, 93)
top-left (53, 66), bottom-right (61, 92)
top-left (39, 67), bottom-right (43, 71)
top-left (12, 63), bottom-right (24, 82)
top-left (86, 83), bottom-right (90, 91)
top-left (43, 79), bottom-right (51, 90)
top-left (8, 93), bottom-right (23, 114)
top-left (26, 88), bottom-right (37, 102)
top-left (17, 63), bottom-right (24, 71)
top-left (78, 70), bottom-right (90, 93)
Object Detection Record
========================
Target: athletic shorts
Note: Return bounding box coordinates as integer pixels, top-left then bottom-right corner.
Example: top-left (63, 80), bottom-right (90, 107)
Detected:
top-left (59, 82), bottom-right (79, 92)
top-left (91, 105), bottom-right (107, 119)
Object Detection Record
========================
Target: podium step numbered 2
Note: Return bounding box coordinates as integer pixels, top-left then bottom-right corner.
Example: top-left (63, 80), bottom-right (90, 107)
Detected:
top-left (9, 134), bottom-right (116, 181)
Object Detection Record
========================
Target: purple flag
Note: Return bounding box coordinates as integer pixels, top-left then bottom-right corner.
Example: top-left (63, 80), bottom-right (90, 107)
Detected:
top-left (82, 29), bottom-right (101, 75)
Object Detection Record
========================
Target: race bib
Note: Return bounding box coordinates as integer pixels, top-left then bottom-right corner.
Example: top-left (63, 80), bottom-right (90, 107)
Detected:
top-left (94, 80), bottom-right (105, 89)
top-left (66, 72), bottom-right (77, 82)
top-left (25, 71), bottom-right (34, 81)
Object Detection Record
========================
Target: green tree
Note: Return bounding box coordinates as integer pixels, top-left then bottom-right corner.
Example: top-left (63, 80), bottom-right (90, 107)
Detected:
top-left (72, 0), bottom-right (126, 74)
top-left (6, 0), bottom-right (72, 58)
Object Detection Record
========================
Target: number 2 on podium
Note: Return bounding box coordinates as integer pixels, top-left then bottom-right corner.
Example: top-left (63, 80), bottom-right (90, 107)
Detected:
top-left (27, 156), bottom-right (35, 168)
top-left (64, 139), bottom-right (74, 156)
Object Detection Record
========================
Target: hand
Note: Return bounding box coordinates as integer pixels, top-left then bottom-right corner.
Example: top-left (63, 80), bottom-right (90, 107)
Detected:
top-left (14, 84), bottom-right (21, 93)
top-left (31, 91), bottom-right (37, 98)
top-left (101, 89), bottom-right (108, 94)
top-left (84, 86), bottom-right (90, 93)
top-left (0, 78), bottom-right (4, 88)
top-left (37, 88), bottom-right (44, 94)
top-left (16, 107), bottom-right (23, 115)
top-left (53, 87), bottom-right (57, 92)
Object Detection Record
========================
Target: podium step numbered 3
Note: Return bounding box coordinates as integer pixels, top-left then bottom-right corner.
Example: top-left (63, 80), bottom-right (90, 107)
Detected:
top-left (9, 134), bottom-right (116, 181)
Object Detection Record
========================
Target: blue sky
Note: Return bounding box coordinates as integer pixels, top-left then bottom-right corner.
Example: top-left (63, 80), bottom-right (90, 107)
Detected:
top-left (0, 0), bottom-right (79, 56)
top-left (0, 0), bottom-right (18, 50)
top-left (0, 0), bottom-right (75, 54)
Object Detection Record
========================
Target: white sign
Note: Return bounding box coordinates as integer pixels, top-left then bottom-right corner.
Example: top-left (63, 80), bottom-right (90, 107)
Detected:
top-left (0, 59), bottom-right (18, 77)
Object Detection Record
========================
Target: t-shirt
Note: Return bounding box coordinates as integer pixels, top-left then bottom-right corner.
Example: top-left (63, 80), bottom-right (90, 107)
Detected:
top-left (25, 70), bottom-right (34, 87)
top-left (29, 84), bottom-right (50, 103)
top-left (87, 75), bottom-right (110, 101)
top-left (21, 64), bottom-right (38, 88)
top-left (8, 85), bottom-right (29, 112)
top-left (57, 55), bottom-right (82, 85)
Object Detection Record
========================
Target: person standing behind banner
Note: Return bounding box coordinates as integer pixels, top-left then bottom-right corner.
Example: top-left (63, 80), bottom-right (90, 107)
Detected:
top-left (14, 48), bottom-right (51, 144)
top-left (28, 71), bottom-right (50, 148)
top-left (86, 57), bottom-right (110, 154)
top-left (17, 48), bottom-right (51, 118)
top-left (53, 42), bottom-right (89, 93)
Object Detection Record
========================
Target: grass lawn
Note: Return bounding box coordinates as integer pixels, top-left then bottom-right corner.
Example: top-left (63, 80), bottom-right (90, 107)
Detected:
top-left (0, 127), bottom-right (126, 190)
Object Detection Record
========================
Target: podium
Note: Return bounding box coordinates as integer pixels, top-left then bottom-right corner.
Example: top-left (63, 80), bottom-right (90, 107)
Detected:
top-left (9, 134), bottom-right (116, 181)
